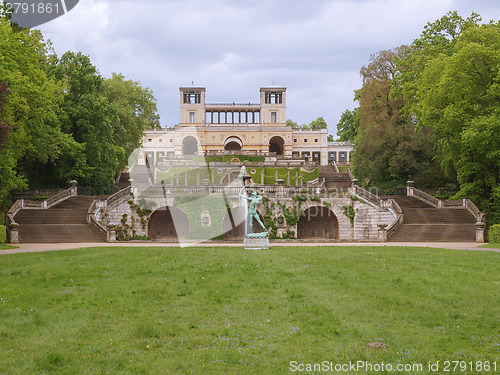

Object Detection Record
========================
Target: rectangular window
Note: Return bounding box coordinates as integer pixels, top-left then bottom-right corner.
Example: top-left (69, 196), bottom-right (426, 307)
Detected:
top-left (312, 151), bottom-right (321, 163)
top-left (169, 138), bottom-right (173, 142)
top-left (159, 139), bottom-right (163, 143)
top-left (271, 112), bottom-right (277, 123)
top-left (339, 151), bottom-right (347, 162)
top-left (293, 138), bottom-right (297, 143)
top-left (314, 138), bottom-right (318, 143)
top-left (189, 112), bottom-right (195, 123)
top-left (302, 151), bottom-right (310, 161)
top-left (148, 138), bottom-right (152, 142)
top-left (304, 138), bottom-right (308, 143)
top-left (329, 151), bottom-right (337, 162)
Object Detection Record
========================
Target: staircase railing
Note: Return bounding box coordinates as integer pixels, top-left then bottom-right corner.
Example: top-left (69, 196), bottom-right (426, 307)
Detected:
top-left (5, 181), bottom-right (78, 243)
top-left (87, 199), bottom-right (111, 242)
top-left (407, 183), bottom-right (485, 222)
top-left (385, 199), bottom-right (404, 238)
top-left (106, 186), bottom-right (132, 209)
top-left (353, 185), bottom-right (382, 206)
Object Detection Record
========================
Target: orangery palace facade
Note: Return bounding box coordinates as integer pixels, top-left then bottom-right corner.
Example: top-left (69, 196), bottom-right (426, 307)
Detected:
top-left (140, 86), bottom-right (352, 166)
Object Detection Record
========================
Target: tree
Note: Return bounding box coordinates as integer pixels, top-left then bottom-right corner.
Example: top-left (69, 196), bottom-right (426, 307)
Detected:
top-left (0, 17), bottom-right (67, 206)
top-left (336, 108), bottom-right (359, 142)
top-left (309, 117), bottom-right (327, 129)
top-left (417, 22), bottom-right (500, 222)
top-left (286, 119), bottom-right (299, 129)
top-left (352, 46), bottom-right (441, 188)
top-left (104, 73), bottom-right (159, 158)
top-left (0, 82), bottom-right (9, 147)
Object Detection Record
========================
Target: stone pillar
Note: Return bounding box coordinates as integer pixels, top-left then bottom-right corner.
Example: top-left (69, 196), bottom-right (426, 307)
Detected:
top-left (261, 170), bottom-right (264, 185)
top-left (108, 227), bottom-right (116, 243)
top-left (287, 171), bottom-right (290, 185)
top-left (296, 172), bottom-right (299, 186)
top-left (406, 180), bottom-right (414, 197)
top-left (377, 222), bottom-right (388, 242)
top-left (211, 169), bottom-right (215, 184)
top-left (197, 170), bottom-right (200, 185)
top-left (70, 179), bottom-right (78, 196)
top-left (475, 222), bottom-right (486, 243)
top-left (9, 222), bottom-right (19, 244)
top-left (184, 172), bottom-right (188, 186)
top-left (275, 170), bottom-right (278, 184)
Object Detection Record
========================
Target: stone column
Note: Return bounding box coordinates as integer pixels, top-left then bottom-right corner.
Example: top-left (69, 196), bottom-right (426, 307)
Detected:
top-left (108, 226), bottom-right (116, 243)
top-left (261, 170), bottom-right (264, 185)
top-left (9, 222), bottom-right (19, 244)
top-left (377, 222), bottom-right (388, 242)
top-left (475, 222), bottom-right (486, 243)
top-left (287, 171), bottom-right (290, 185)
top-left (70, 179), bottom-right (78, 196)
top-left (406, 180), bottom-right (414, 197)
top-left (197, 170), bottom-right (200, 185)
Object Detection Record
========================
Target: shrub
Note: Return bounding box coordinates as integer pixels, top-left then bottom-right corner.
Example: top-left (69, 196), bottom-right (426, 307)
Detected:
top-left (488, 224), bottom-right (500, 243)
top-left (0, 225), bottom-right (6, 244)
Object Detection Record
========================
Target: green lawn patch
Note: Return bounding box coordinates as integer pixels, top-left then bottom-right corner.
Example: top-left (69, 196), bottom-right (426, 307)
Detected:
top-left (0, 246), bottom-right (498, 374)
top-left (480, 243), bottom-right (500, 249)
top-left (0, 244), bottom-right (18, 250)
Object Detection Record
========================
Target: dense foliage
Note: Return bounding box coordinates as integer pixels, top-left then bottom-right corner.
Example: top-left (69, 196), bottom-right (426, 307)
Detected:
top-left (0, 17), bottom-right (159, 209)
top-left (348, 12), bottom-right (499, 223)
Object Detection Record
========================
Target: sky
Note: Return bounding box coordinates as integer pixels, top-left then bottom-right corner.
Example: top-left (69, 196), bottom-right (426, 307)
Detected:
top-left (38, 0), bottom-right (499, 135)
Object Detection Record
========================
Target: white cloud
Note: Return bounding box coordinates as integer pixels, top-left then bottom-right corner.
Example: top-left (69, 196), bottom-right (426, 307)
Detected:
top-left (38, 0), bottom-right (500, 133)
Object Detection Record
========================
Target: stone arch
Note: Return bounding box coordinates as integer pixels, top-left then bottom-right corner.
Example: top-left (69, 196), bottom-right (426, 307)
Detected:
top-left (148, 206), bottom-right (189, 240)
top-left (269, 136), bottom-right (285, 155)
top-left (224, 136), bottom-right (243, 151)
top-left (183, 136), bottom-right (198, 156)
top-left (297, 206), bottom-right (338, 239)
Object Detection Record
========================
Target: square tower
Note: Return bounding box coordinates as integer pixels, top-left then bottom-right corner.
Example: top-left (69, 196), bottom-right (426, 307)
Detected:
top-left (179, 87), bottom-right (206, 126)
top-left (260, 87), bottom-right (286, 126)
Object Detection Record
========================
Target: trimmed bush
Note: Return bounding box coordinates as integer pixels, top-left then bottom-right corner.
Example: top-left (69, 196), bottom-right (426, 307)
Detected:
top-left (488, 224), bottom-right (500, 243)
top-left (0, 225), bottom-right (6, 244)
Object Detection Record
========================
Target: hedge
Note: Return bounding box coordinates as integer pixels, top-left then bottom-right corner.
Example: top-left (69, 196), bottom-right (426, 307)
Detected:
top-left (488, 224), bottom-right (500, 243)
top-left (0, 225), bottom-right (6, 244)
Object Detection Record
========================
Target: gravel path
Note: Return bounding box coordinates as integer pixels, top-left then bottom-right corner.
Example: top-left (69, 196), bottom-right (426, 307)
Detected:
top-left (1, 241), bottom-right (498, 255)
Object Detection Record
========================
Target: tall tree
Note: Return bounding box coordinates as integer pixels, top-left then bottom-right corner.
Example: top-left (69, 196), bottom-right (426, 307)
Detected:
top-left (352, 46), bottom-right (440, 187)
top-left (0, 17), bottom-right (68, 206)
top-left (103, 73), bottom-right (159, 158)
top-left (417, 22), bottom-right (500, 222)
top-left (336, 108), bottom-right (359, 142)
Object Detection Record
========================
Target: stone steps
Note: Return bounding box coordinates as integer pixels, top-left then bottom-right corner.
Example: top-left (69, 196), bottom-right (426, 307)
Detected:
top-left (14, 196), bottom-right (105, 243)
top-left (387, 196), bottom-right (476, 242)
top-left (318, 166), bottom-right (351, 188)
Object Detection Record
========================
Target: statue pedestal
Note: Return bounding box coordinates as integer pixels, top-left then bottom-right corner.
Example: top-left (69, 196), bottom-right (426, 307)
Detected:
top-left (244, 236), bottom-right (269, 250)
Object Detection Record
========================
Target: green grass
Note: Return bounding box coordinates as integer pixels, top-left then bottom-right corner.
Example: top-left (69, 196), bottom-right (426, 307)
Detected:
top-left (480, 243), bottom-right (500, 249)
top-left (0, 246), bottom-right (498, 374)
top-left (0, 244), bottom-right (18, 250)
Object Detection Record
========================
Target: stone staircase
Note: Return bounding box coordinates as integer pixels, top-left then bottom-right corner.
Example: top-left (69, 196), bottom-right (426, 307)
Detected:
top-left (14, 196), bottom-right (105, 243)
top-left (387, 196), bottom-right (476, 242)
top-left (319, 165), bottom-right (351, 188)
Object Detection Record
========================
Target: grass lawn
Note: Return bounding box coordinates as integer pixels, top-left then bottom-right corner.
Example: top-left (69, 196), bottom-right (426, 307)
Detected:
top-left (480, 243), bottom-right (500, 249)
top-left (0, 244), bottom-right (18, 250)
top-left (0, 246), bottom-right (498, 374)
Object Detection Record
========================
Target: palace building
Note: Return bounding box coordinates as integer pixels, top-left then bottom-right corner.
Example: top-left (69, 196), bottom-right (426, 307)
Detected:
top-left (141, 86), bottom-right (352, 166)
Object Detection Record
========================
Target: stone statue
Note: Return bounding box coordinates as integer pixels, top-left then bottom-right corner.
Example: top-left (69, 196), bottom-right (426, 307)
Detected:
top-left (239, 186), bottom-right (268, 236)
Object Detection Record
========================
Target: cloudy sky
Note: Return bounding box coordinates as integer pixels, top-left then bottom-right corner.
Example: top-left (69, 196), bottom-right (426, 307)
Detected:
top-left (38, 0), bottom-right (499, 135)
